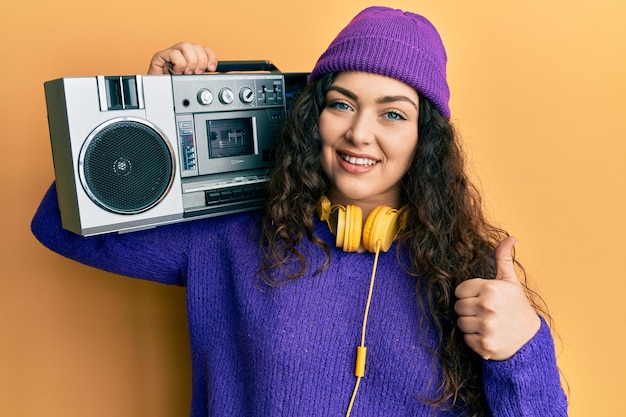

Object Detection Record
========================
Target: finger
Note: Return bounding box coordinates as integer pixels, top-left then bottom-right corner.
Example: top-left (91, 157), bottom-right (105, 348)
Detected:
top-left (153, 42), bottom-right (200, 74)
top-left (179, 43), bottom-right (217, 74)
top-left (166, 49), bottom-right (188, 74)
top-left (190, 45), bottom-right (218, 73)
top-left (462, 333), bottom-right (493, 360)
top-left (147, 43), bottom-right (219, 75)
top-left (203, 46), bottom-right (218, 72)
top-left (190, 44), bottom-right (209, 74)
top-left (148, 47), bottom-right (186, 75)
top-left (147, 49), bottom-right (175, 74)
top-left (495, 236), bottom-right (517, 281)
top-left (454, 298), bottom-right (478, 317)
top-left (456, 315), bottom-right (483, 335)
top-left (454, 278), bottom-right (487, 300)
top-left (174, 42), bottom-right (201, 74)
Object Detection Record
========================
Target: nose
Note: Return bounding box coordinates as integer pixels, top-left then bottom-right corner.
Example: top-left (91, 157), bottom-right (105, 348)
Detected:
top-left (345, 112), bottom-right (374, 145)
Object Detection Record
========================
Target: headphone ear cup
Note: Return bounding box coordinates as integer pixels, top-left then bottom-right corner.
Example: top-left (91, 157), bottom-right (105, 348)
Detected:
top-left (362, 206), bottom-right (399, 253)
top-left (342, 204), bottom-right (363, 252)
top-left (318, 196), bottom-right (332, 222)
top-left (335, 206), bottom-right (347, 249)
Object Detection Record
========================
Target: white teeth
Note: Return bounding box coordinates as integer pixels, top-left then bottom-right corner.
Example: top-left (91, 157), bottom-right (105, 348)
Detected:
top-left (341, 153), bottom-right (377, 166)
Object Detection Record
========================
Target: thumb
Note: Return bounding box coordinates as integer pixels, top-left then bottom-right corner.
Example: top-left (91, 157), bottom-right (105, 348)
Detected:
top-left (495, 236), bottom-right (518, 281)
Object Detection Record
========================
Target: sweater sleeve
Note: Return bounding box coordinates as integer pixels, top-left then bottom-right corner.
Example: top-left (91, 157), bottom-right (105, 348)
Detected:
top-left (482, 315), bottom-right (568, 416)
top-left (31, 183), bottom-right (192, 286)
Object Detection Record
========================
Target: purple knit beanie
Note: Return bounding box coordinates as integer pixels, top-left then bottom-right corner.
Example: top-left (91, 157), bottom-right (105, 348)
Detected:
top-left (310, 6), bottom-right (450, 119)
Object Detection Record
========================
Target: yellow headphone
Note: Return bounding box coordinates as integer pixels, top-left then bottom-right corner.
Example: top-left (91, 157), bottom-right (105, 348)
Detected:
top-left (318, 196), bottom-right (406, 253)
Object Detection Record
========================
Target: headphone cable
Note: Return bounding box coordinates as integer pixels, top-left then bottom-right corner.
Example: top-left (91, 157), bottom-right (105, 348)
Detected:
top-left (346, 240), bottom-right (382, 417)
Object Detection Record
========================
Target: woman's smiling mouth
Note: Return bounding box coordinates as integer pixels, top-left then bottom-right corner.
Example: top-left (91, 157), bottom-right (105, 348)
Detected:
top-left (339, 152), bottom-right (380, 167)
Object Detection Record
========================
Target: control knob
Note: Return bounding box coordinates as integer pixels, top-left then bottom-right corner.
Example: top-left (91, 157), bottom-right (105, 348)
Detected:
top-left (197, 88), bottom-right (213, 105)
top-left (239, 86), bottom-right (254, 104)
top-left (219, 87), bottom-right (235, 105)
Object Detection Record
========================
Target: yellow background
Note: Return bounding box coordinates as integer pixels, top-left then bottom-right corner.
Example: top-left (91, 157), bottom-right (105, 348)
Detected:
top-left (1, 0), bottom-right (624, 415)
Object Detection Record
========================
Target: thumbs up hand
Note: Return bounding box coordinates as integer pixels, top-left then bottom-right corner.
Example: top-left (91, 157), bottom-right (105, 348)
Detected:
top-left (454, 237), bottom-right (541, 360)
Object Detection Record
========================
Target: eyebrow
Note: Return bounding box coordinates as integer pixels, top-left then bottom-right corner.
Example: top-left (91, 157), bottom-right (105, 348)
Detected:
top-left (327, 85), bottom-right (419, 110)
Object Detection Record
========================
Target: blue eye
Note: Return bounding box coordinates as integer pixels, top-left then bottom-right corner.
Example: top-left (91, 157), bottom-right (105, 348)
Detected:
top-left (385, 111), bottom-right (406, 121)
top-left (328, 101), bottom-right (352, 111)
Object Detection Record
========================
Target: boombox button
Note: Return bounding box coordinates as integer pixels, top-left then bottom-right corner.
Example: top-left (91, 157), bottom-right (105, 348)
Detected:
top-left (220, 190), bottom-right (233, 201)
top-left (253, 184), bottom-right (267, 196)
top-left (242, 186), bottom-right (255, 197)
top-left (206, 192), bottom-right (221, 205)
top-left (231, 188), bottom-right (243, 200)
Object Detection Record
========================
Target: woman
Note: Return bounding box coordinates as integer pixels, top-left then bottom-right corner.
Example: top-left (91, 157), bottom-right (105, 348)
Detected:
top-left (32, 6), bottom-right (568, 416)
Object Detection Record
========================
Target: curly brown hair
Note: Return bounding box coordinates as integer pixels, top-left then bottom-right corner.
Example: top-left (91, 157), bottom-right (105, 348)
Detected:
top-left (260, 72), bottom-right (544, 415)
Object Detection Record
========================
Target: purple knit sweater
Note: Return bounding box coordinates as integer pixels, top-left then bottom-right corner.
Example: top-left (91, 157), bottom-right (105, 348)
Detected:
top-left (31, 184), bottom-right (568, 416)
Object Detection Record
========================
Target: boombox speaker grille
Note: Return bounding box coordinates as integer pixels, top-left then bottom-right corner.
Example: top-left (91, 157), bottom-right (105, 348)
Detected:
top-left (79, 118), bottom-right (174, 214)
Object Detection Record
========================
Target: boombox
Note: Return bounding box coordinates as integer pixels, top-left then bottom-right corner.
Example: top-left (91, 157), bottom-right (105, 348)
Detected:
top-left (44, 61), bottom-right (309, 236)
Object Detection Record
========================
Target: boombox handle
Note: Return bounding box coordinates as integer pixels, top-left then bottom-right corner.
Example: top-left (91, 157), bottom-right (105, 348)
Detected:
top-left (215, 60), bottom-right (280, 73)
